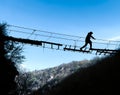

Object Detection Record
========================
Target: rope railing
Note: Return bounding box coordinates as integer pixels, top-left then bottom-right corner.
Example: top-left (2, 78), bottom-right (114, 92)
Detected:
top-left (6, 24), bottom-right (120, 55)
top-left (7, 29), bottom-right (119, 47)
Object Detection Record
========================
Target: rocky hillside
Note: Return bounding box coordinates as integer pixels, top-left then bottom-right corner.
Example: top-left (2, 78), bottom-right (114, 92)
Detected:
top-left (16, 59), bottom-right (94, 95)
top-left (30, 50), bottom-right (120, 95)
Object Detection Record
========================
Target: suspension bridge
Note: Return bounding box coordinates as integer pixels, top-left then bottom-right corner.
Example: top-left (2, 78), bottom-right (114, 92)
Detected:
top-left (5, 24), bottom-right (120, 55)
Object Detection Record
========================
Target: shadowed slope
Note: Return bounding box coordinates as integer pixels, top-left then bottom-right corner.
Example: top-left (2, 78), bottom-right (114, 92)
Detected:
top-left (30, 50), bottom-right (120, 95)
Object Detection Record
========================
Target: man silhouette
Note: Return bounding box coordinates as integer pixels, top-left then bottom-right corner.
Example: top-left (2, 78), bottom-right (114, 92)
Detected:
top-left (80, 31), bottom-right (96, 50)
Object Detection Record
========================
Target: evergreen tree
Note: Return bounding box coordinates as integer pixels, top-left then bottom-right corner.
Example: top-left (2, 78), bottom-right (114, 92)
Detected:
top-left (0, 23), bottom-right (25, 95)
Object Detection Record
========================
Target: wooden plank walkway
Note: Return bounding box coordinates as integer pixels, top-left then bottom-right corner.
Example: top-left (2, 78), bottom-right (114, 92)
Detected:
top-left (5, 36), bottom-right (63, 49)
top-left (4, 36), bottom-right (120, 55)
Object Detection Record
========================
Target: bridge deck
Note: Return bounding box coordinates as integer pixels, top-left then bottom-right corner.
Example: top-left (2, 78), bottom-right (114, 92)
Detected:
top-left (5, 36), bottom-right (62, 48)
top-left (4, 36), bottom-right (120, 55)
top-left (91, 48), bottom-right (119, 52)
top-left (64, 47), bottom-right (120, 55)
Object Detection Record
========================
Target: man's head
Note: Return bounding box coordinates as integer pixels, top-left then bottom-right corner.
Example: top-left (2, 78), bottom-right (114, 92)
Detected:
top-left (89, 31), bottom-right (93, 34)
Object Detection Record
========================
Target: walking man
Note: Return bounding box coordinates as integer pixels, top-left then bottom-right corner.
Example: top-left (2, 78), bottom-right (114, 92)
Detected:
top-left (80, 31), bottom-right (96, 50)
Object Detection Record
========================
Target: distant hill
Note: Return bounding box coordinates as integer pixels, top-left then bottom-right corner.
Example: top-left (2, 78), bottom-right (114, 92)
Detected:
top-left (30, 51), bottom-right (120, 95)
top-left (16, 59), bottom-right (92, 95)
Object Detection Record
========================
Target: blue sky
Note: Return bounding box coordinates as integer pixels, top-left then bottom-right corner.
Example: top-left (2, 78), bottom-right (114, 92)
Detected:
top-left (1, 0), bottom-right (120, 71)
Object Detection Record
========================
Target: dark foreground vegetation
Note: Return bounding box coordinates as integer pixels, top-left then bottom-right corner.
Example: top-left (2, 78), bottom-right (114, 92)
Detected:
top-left (0, 23), bottom-right (24, 95)
top-left (30, 50), bottom-right (120, 95)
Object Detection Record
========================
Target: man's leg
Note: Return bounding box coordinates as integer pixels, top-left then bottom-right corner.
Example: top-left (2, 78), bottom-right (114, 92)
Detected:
top-left (89, 41), bottom-right (92, 49)
top-left (80, 42), bottom-right (88, 50)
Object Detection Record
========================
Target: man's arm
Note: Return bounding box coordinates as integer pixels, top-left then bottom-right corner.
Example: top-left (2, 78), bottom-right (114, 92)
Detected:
top-left (91, 35), bottom-right (96, 40)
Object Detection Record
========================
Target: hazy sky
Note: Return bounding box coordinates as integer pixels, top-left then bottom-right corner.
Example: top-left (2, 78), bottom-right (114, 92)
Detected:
top-left (1, 0), bottom-right (120, 71)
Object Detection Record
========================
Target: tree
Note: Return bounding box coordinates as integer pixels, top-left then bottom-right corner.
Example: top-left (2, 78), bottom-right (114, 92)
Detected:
top-left (16, 72), bottom-right (33, 95)
top-left (0, 23), bottom-right (25, 95)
